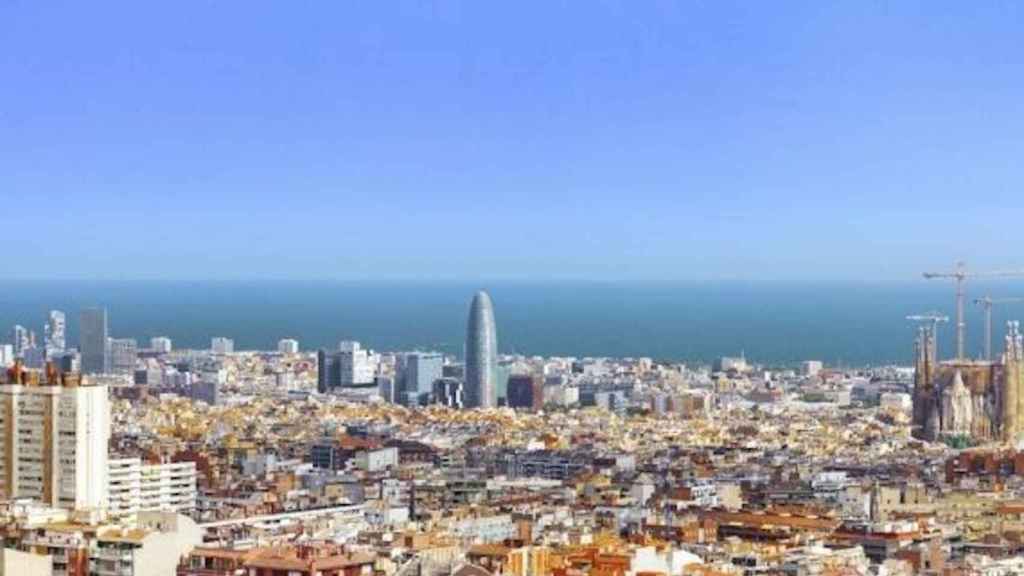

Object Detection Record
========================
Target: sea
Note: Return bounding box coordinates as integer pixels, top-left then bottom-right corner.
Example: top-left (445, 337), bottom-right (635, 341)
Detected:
top-left (1, 279), bottom-right (1022, 367)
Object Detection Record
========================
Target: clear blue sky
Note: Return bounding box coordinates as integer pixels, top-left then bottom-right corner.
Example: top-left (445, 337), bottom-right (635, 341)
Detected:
top-left (3, 2), bottom-right (1022, 281)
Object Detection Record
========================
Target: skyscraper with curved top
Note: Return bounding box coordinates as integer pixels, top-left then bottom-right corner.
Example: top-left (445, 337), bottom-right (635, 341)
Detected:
top-left (465, 290), bottom-right (497, 409)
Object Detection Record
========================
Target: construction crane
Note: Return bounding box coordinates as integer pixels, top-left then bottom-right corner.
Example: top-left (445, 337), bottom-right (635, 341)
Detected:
top-left (973, 296), bottom-right (1024, 361)
top-left (923, 262), bottom-right (1024, 360)
top-left (906, 313), bottom-right (949, 359)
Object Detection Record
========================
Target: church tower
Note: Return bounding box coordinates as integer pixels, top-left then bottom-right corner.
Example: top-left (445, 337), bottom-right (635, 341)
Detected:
top-left (1004, 321), bottom-right (1023, 444)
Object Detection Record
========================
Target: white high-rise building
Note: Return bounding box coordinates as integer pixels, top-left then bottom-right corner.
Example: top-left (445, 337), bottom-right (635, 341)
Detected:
top-left (109, 338), bottom-right (138, 374)
top-left (801, 360), bottom-right (824, 377)
top-left (9, 324), bottom-right (31, 357)
top-left (0, 344), bottom-right (14, 368)
top-left (278, 338), bottom-right (299, 354)
top-left (211, 337), bottom-right (234, 355)
top-left (338, 340), bottom-right (378, 386)
top-left (0, 367), bottom-right (110, 512)
top-left (108, 458), bottom-right (197, 519)
top-left (150, 336), bottom-right (172, 354)
top-left (44, 310), bottom-right (66, 357)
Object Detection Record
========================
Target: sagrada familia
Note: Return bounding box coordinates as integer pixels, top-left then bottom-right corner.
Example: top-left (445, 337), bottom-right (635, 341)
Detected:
top-left (912, 321), bottom-right (1024, 444)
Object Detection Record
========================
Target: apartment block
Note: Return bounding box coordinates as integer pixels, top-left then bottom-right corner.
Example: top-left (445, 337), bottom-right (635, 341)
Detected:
top-left (0, 363), bottom-right (109, 512)
top-left (108, 458), bottom-right (197, 519)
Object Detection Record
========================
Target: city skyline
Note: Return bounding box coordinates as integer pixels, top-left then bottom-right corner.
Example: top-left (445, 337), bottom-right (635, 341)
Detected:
top-left (5, 4), bottom-right (1024, 575)
top-left (4, 3), bottom-right (1024, 281)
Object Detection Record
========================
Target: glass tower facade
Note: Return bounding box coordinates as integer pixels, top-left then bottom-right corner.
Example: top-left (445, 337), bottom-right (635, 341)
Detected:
top-left (464, 290), bottom-right (498, 408)
top-left (80, 307), bottom-right (109, 374)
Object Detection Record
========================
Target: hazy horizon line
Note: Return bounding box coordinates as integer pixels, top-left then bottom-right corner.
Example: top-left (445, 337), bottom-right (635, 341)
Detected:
top-left (0, 275), bottom-right (996, 287)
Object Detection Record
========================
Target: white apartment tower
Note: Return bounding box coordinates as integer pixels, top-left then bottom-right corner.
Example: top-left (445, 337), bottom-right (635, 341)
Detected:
top-left (9, 324), bottom-right (30, 357)
top-left (150, 336), bottom-right (173, 354)
top-left (44, 310), bottom-right (66, 357)
top-left (0, 363), bottom-right (110, 512)
top-left (211, 337), bottom-right (234, 355)
top-left (278, 338), bottom-right (300, 355)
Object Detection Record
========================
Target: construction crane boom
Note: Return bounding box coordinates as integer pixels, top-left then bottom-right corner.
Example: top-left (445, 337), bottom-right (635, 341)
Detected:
top-left (973, 296), bottom-right (1024, 361)
top-left (922, 262), bottom-right (1024, 360)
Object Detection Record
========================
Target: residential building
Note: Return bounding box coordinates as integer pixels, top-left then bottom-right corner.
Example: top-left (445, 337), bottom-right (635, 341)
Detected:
top-left (210, 338), bottom-right (233, 355)
top-left (108, 458), bottom-right (198, 519)
top-left (44, 310), bottom-right (66, 358)
top-left (150, 337), bottom-right (172, 354)
top-left (801, 360), bottom-right (824, 377)
top-left (109, 338), bottom-right (138, 374)
top-left (2, 507), bottom-right (201, 576)
top-left (278, 339), bottom-right (299, 354)
top-left (9, 325), bottom-right (30, 357)
top-left (0, 547), bottom-right (52, 576)
top-left (0, 363), bottom-right (110, 511)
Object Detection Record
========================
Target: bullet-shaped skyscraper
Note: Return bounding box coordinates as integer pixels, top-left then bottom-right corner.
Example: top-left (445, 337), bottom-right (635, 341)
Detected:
top-left (464, 290), bottom-right (498, 408)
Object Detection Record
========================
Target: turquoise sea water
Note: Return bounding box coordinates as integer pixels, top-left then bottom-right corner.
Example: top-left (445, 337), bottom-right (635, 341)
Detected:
top-left (0, 280), bottom-right (1021, 367)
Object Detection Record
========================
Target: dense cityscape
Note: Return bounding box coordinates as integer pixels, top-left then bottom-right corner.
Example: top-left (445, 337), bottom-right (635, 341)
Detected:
top-left (5, 2), bottom-right (1024, 575)
top-left (1, 283), bottom-right (1023, 576)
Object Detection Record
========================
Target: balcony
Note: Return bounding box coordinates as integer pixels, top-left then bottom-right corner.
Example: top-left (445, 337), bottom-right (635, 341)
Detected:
top-left (94, 547), bottom-right (134, 562)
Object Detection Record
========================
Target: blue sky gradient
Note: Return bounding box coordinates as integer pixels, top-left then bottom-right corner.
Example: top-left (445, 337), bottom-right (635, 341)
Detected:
top-left (3, 2), bottom-right (1023, 280)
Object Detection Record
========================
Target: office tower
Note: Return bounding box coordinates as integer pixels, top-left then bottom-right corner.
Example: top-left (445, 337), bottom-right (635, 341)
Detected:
top-left (465, 290), bottom-right (498, 409)
top-left (317, 341), bottom-right (378, 393)
top-left (433, 377), bottom-right (464, 409)
top-left (443, 363), bottom-right (464, 380)
top-left (0, 363), bottom-right (110, 511)
top-left (44, 310), bottom-right (66, 357)
top-left (55, 351), bottom-right (80, 373)
top-left (211, 337), bottom-right (234, 354)
top-left (80, 307), bottom-right (109, 374)
top-left (377, 375), bottom-right (396, 403)
top-left (109, 338), bottom-right (138, 374)
top-left (21, 347), bottom-right (45, 370)
top-left (135, 362), bottom-right (164, 387)
top-left (8, 324), bottom-right (30, 357)
top-left (317, 349), bottom-right (336, 393)
top-left (150, 336), bottom-right (173, 354)
top-left (397, 351), bottom-right (444, 406)
top-left (191, 368), bottom-right (224, 405)
top-left (496, 362), bottom-right (512, 406)
top-left (0, 345), bottom-right (13, 367)
top-left (278, 338), bottom-right (300, 354)
top-left (337, 341), bottom-right (377, 386)
top-left (508, 374), bottom-right (544, 411)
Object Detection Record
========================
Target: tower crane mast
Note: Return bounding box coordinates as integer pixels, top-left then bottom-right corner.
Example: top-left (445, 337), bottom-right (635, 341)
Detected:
top-left (923, 262), bottom-right (1024, 360)
top-left (973, 296), bottom-right (1024, 361)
